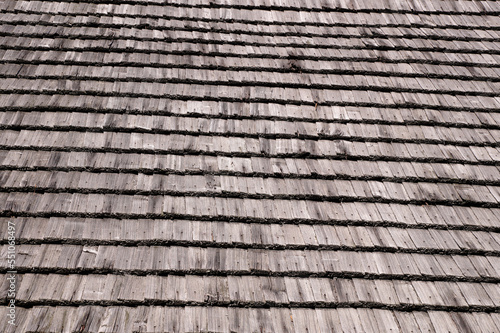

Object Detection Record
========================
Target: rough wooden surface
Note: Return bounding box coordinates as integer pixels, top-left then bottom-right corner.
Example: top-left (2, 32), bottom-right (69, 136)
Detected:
top-left (1, 0), bottom-right (500, 332)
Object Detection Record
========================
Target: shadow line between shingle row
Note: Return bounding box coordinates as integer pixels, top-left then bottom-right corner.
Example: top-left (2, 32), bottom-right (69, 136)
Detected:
top-left (2, 143), bottom-right (499, 168)
top-left (2, 211), bottom-right (499, 233)
top-left (2, 31), bottom-right (499, 55)
top-left (0, 90), bottom-right (499, 114)
top-left (6, 1), bottom-right (500, 17)
top-left (3, 17), bottom-right (500, 42)
top-left (2, 165), bottom-right (499, 187)
top-left (3, 59), bottom-right (500, 84)
top-left (0, 266), bottom-right (499, 284)
top-left (4, 299), bottom-right (499, 313)
top-left (2, 74), bottom-right (498, 98)
top-left (2, 187), bottom-right (499, 209)
top-left (3, 9), bottom-right (500, 34)
top-left (2, 124), bottom-right (499, 148)
top-left (3, 45), bottom-right (500, 69)
top-left (2, 105), bottom-right (498, 130)
top-left (2, 237), bottom-right (498, 257)
top-left (1, 144), bottom-right (498, 167)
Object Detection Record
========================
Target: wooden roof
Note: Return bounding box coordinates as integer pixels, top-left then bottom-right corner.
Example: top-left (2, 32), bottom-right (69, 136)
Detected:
top-left (1, 0), bottom-right (500, 331)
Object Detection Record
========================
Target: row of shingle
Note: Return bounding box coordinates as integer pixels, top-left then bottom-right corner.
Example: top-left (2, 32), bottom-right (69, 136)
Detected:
top-left (3, 111), bottom-right (498, 145)
top-left (3, 50), bottom-right (500, 82)
top-left (1, 95), bottom-right (498, 128)
top-left (4, 37), bottom-right (500, 67)
top-left (3, 130), bottom-right (500, 164)
top-left (3, 65), bottom-right (498, 95)
top-left (3, 244), bottom-right (499, 280)
top-left (10, 273), bottom-right (499, 309)
top-left (2, 78), bottom-right (500, 111)
top-left (103, 0), bottom-right (500, 13)
top-left (3, 170), bottom-right (500, 204)
top-left (2, 305), bottom-right (497, 333)
top-left (3, 13), bottom-right (500, 41)
top-left (6, 0), bottom-right (496, 13)
top-left (2, 193), bottom-right (499, 228)
top-left (3, 150), bottom-right (500, 183)
top-left (1, 26), bottom-right (498, 58)
top-left (6, 1), bottom-right (500, 27)
top-left (2, 24), bottom-right (499, 53)
top-left (161, 196), bottom-right (497, 226)
top-left (4, 217), bottom-right (498, 253)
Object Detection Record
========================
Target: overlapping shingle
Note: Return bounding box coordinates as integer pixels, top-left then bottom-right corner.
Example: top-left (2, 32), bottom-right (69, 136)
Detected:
top-left (1, 0), bottom-right (500, 332)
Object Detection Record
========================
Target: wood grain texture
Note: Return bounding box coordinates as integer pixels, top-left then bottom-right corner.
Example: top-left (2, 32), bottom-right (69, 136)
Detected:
top-left (1, 0), bottom-right (500, 331)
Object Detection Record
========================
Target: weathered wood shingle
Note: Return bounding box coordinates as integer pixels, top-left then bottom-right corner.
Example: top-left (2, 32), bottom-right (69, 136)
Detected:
top-left (1, 0), bottom-right (500, 332)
